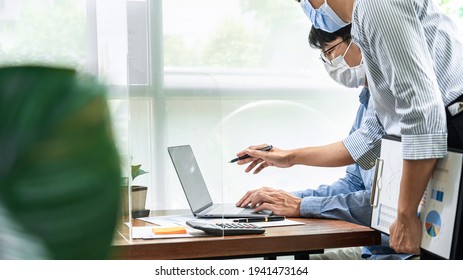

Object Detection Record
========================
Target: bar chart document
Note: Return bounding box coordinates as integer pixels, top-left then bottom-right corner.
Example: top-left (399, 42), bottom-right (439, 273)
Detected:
top-left (370, 136), bottom-right (463, 259)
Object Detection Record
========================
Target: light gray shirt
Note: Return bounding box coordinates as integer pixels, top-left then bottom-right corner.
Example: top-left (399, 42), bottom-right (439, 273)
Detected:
top-left (344, 0), bottom-right (463, 169)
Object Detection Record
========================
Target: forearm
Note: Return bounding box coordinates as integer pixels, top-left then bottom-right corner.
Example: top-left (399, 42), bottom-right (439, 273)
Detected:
top-left (291, 141), bottom-right (354, 167)
top-left (299, 190), bottom-right (372, 226)
top-left (398, 159), bottom-right (437, 218)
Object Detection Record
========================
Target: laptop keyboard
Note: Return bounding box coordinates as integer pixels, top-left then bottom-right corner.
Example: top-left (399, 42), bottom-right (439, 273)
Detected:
top-left (206, 204), bottom-right (244, 215)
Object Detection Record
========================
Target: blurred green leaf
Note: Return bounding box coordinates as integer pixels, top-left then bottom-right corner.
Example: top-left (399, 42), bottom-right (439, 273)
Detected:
top-left (0, 66), bottom-right (120, 259)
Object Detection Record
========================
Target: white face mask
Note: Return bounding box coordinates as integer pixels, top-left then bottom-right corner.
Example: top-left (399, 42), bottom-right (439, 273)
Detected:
top-left (323, 41), bottom-right (366, 88)
top-left (300, 0), bottom-right (349, 32)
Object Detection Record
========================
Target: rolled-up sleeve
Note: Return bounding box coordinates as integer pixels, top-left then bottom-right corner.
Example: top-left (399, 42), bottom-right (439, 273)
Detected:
top-left (343, 100), bottom-right (383, 170)
top-left (359, 0), bottom-right (448, 160)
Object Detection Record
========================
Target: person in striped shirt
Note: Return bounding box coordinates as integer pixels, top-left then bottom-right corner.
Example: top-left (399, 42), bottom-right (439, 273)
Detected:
top-left (235, 24), bottom-right (414, 259)
top-left (296, 0), bottom-right (463, 257)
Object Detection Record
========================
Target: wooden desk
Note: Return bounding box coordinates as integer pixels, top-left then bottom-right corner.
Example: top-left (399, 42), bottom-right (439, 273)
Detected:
top-left (112, 215), bottom-right (380, 260)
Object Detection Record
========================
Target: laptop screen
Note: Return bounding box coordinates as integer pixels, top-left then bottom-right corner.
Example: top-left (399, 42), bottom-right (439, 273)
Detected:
top-left (168, 145), bottom-right (213, 214)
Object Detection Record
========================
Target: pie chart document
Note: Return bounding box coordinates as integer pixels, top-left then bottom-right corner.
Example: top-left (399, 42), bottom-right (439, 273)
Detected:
top-left (370, 136), bottom-right (463, 259)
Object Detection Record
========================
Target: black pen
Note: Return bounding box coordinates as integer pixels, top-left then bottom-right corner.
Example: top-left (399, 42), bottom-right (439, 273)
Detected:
top-left (233, 216), bottom-right (285, 223)
top-left (229, 145), bottom-right (273, 163)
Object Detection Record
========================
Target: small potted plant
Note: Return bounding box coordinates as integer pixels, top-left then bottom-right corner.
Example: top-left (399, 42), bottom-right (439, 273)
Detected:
top-left (130, 164), bottom-right (150, 218)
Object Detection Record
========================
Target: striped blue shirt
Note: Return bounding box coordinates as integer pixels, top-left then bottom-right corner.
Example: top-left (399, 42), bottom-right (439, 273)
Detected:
top-left (295, 88), bottom-right (410, 259)
top-left (345, 0), bottom-right (463, 169)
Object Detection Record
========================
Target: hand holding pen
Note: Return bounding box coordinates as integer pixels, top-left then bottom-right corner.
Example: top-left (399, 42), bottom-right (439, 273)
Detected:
top-left (229, 145), bottom-right (273, 163)
top-left (230, 144), bottom-right (294, 174)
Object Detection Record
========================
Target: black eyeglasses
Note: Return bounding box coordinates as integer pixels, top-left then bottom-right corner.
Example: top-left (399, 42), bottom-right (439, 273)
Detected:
top-left (320, 36), bottom-right (351, 65)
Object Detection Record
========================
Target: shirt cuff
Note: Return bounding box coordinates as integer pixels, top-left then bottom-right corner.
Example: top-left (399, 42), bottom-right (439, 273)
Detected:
top-left (402, 134), bottom-right (447, 159)
top-left (299, 197), bottom-right (323, 217)
top-left (343, 131), bottom-right (380, 170)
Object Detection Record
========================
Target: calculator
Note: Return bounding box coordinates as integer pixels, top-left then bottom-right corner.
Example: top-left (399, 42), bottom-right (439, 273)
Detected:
top-left (186, 220), bottom-right (265, 236)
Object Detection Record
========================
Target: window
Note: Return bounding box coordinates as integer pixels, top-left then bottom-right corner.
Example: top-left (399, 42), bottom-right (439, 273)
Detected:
top-left (0, 0), bottom-right (87, 69)
top-left (161, 0), bottom-right (355, 211)
top-left (162, 0), bottom-right (338, 91)
top-left (438, 0), bottom-right (463, 31)
top-left (164, 0), bottom-right (313, 69)
top-left (1, 0), bottom-right (462, 212)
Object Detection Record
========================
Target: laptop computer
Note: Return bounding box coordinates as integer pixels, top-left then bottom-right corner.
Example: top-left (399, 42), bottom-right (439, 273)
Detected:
top-left (168, 145), bottom-right (272, 218)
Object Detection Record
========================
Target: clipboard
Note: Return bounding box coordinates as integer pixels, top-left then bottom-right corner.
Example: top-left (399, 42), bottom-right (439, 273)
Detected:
top-left (370, 135), bottom-right (463, 259)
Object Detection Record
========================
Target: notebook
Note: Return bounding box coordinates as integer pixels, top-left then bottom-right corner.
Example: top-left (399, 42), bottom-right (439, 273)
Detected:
top-left (168, 145), bottom-right (272, 218)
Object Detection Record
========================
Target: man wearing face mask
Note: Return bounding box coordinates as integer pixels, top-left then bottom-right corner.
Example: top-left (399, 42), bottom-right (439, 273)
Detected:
top-left (296, 0), bottom-right (463, 258)
top-left (234, 25), bottom-right (409, 259)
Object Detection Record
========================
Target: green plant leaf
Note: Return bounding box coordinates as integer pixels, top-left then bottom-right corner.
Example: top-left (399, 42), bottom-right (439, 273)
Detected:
top-left (131, 164), bottom-right (148, 181)
top-left (0, 66), bottom-right (120, 259)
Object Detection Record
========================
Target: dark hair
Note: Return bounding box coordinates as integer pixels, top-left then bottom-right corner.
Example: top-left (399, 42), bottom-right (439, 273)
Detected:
top-left (308, 24), bottom-right (352, 50)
